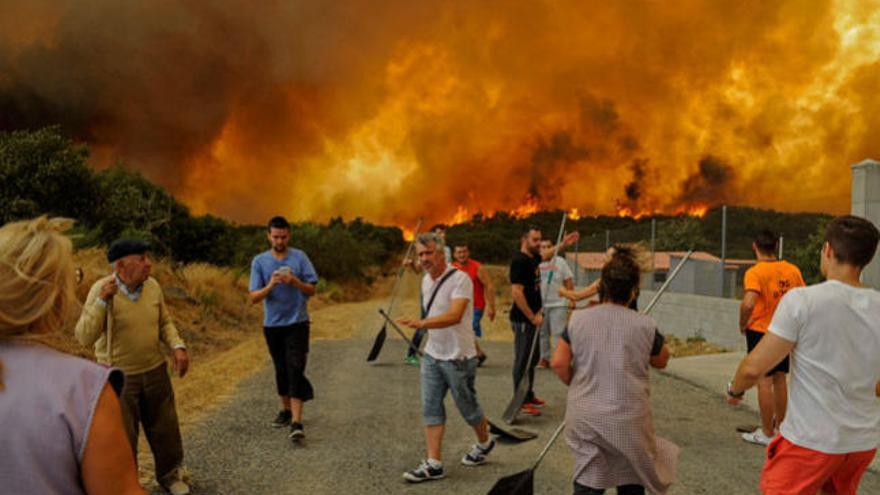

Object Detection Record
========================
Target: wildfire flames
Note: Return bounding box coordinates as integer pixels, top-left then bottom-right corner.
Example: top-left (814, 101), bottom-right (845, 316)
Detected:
top-left (1, 1), bottom-right (878, 227)
top-left (615, 203), bottom-right (709, 220)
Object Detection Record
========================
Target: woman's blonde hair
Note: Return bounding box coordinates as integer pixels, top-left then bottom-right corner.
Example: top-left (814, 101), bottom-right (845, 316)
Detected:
top-left (0, 216), bottom-right (78, 390)
top-left (598, 243), bottom-right (653, 305)
top-left (609, 242), bottom-right (653, 272)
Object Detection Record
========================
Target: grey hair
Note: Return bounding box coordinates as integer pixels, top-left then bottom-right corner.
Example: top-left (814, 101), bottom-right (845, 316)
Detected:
top-left (416, 232), bottom-right (445, 250)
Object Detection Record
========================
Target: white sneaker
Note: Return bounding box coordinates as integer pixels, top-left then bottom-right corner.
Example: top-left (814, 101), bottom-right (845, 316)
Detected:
top-left (161, 467), bottom-right (191, 495)
top-left (165, 480), bottom-right (191, 495)
top-left (461, 438), bottom-right (496, 466)
top-left (741, 429), bottom-right (772, 446)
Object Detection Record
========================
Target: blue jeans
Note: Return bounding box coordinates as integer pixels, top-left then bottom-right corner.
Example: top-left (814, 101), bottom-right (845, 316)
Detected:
top-left (473, 308), bottom-right (484, 337)
top-left (421, 354), bottom-right (484, 426)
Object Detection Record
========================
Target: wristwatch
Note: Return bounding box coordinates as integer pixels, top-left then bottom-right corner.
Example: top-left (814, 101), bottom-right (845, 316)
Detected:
top-left (727, 381), bottom-right (745, 398)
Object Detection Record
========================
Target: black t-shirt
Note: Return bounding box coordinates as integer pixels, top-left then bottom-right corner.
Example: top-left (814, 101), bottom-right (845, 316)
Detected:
top-left (509, 251), bottom-right (542, 323)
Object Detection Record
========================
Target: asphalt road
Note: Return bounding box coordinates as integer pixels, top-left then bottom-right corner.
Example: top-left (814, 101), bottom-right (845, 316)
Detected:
top-left (166, 337), bottom-right (880, 494)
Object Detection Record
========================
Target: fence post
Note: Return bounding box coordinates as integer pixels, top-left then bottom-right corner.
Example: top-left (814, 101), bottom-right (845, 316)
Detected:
top-left (650, 218), bottom-right (656, 289)
top-left (720, 205), bottom-right (727, 298)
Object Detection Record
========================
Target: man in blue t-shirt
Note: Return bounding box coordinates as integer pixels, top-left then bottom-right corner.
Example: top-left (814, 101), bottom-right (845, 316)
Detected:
top-left (249, 216), bottom-right (319, 442)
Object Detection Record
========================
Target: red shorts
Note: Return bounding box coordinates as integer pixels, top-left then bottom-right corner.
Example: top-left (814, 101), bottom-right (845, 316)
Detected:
top-left (760, 435), bottom-right (877, 495)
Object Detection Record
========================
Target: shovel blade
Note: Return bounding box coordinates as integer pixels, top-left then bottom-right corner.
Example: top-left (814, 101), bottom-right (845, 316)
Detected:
top-left (487, 468), bottom-right (534, 495)
top-left (501, 377), bottom-right (530, 424)
top-left (488, 419), bottom-right (537, 442)
top-left (366, 326), bottom-right (387, 362)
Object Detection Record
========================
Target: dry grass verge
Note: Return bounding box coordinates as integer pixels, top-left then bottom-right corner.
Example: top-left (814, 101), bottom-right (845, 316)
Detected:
top-left (667, 335), bottom-right (727, 357)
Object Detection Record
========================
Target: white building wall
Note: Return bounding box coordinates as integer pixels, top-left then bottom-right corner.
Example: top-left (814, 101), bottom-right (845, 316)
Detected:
top-left (852, 159), bottom-right (880, 288)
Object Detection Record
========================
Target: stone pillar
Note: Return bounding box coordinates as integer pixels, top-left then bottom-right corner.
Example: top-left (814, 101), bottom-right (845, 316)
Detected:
top-left (852, 159), bottom-right (880, 287)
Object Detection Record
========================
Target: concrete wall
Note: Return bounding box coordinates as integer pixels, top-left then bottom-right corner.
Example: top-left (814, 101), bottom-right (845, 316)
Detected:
top-left (638, 289), bottom-right (744, 351)
top-left (852, 159), bottom-right (880, 288)
top-left (664, 255), bottom-right (738, 298)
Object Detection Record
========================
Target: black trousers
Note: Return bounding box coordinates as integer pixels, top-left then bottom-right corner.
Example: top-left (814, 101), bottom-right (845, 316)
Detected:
top-left (511, 319), bottom-right (539, 403)
top-left (263, 322), bottom-right (314, 401)
top-left (573, 482), bottom-right (645, 495)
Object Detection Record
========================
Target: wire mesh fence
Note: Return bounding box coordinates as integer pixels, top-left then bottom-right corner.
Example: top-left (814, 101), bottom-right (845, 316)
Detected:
top-left (561, 206), bottom-right (829, 300)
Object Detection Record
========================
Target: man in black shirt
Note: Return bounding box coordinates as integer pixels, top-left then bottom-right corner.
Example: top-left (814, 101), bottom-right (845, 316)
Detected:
top-left (509, 224), bottom-right (580, 416)
top-left (509, 226), bottom-right (547, 416)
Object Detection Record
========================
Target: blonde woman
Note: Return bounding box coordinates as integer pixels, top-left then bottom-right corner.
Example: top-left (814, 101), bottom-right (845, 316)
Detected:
top-left (0, 217), bottom-right (143, 495)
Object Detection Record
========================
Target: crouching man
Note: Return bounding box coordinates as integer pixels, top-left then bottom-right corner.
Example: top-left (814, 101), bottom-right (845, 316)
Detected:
top-left (398, 232), bottom-right (494, 483)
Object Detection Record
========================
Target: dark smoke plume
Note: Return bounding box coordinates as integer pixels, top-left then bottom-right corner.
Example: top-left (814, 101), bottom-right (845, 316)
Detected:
top-left (624, 158), bottom-right (648, 201)
top-left (678, 155), bottom-right (735, 204)
top-left (0, 0), bottom-right (873, 223)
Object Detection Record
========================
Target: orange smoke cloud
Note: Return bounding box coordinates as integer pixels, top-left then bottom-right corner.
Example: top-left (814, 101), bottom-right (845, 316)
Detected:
top-left (1, 0), bottom-right (879, 227)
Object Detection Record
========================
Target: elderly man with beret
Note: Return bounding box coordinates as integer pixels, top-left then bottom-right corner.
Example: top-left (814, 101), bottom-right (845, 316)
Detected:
top-left (75, 239), bottom-right (191, 495)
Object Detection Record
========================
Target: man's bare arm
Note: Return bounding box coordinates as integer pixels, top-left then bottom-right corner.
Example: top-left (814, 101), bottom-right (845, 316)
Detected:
top-left (399, 298), bottom-right (469, 329)
top-left (730, 332), bottom-right (795, 395)
top-left (560, 279), bottom-right (599, 302)
top-left (739, 290), bottom-right (759, 334)
top-left (550, 231), bottom-right (580, 254)
top-left (288, 274), bottom-right (317, 297)
top-left (249, 272), bottom-right (281, 304)
top-left (477, 265), bottom-right (496, 318)
top-left (511, 284), bottom-right (537, 322)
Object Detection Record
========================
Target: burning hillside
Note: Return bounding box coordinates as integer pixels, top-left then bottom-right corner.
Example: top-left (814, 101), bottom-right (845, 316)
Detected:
top-left (1, 0), bottom-right (878, 226)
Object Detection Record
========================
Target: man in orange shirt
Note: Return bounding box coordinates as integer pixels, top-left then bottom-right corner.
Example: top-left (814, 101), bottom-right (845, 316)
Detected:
top-left (739, 230), bottom-right (805, 446)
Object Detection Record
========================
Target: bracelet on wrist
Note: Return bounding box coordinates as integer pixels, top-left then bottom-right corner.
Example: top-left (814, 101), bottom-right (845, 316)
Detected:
top-left (727, 381), bottom-right (745, 398)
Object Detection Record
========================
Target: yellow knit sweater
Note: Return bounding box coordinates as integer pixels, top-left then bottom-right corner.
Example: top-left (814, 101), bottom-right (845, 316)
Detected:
top-left (75, 275), bottom-right (185, 375)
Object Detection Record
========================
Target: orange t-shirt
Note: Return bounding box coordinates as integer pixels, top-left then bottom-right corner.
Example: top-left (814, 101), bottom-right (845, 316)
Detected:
top-left (744, 260), bottom-right (806, 333)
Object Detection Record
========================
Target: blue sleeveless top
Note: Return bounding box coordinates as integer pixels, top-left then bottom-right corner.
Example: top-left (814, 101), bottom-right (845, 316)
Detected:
top-left (0, 342), bottom-right (124, 494)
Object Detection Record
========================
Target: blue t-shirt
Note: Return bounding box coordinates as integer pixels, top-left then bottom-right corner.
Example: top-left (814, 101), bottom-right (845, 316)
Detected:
top-left (249, 249), bottom-right (319, 327)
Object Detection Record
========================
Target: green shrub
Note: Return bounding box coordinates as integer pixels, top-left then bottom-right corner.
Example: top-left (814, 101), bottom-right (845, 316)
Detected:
top-left (0, 127), bottom-right (98, 224)
top-left (0, 127), bottom-right (403, 282)
top-left (789, 219), bottom-right (828, 284)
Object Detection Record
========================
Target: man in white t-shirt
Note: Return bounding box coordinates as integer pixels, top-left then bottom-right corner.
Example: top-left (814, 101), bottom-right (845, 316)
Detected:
top-left (537, 238), bottom-right (574, 369)
top-left (728, 215), bottom-right (880, 494)
top-left (402, 224), bottom-right (454, 366)
top-left (397, 232), bottom-right (494, 483)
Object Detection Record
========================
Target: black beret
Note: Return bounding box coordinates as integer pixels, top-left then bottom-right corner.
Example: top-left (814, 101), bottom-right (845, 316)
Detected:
top-left (107, 239), bottom-right (151, 263)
